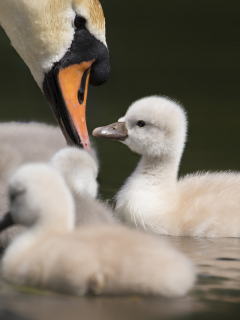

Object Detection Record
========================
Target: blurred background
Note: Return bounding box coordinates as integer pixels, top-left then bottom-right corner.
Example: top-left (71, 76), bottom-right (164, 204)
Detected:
top-left (0, 0), bottom-right (240, 199)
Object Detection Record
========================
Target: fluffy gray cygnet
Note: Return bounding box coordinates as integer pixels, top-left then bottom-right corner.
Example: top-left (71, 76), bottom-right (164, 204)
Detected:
top-left (0, 145), bottom-right (112, 251)
top-left (51, 147), bottom-right (115, 225)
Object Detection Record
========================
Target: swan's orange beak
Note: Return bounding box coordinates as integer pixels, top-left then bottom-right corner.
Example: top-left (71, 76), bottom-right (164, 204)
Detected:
top-left (58, 61), bottom-right (94, 152)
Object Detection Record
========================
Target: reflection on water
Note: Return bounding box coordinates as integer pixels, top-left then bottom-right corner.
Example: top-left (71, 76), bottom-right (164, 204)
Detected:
top-left (1, 0), bottom-right (240, 318)
top-left (169, 236), bottom-right (240, 303)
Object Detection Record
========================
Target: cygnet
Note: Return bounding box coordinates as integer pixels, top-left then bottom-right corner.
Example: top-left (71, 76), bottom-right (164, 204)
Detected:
top-left (93, 96), bottom-right (240, 237)
top-left (0, 163), bottom-right (195, 296)
top-left (51, 147), bottom-right (115, 225)
top-left (0, 145), bottom-right (110, 252)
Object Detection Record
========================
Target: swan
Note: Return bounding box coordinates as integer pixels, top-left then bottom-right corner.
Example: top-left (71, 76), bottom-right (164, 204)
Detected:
top-left (0, 0), bottom-right (110, 150)
top-left (93, 96), bottom-right (240, 237)
top-left (0, 163), bottom-right (195, 296)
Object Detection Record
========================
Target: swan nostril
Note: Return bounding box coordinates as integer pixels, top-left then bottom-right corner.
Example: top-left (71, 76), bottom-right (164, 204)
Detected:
top-left (78, 90), bottom-right (84, 105)
top-left (112, 126), bottom-right (117, 130)
top-left (78, 68), bottom-right (91, 105)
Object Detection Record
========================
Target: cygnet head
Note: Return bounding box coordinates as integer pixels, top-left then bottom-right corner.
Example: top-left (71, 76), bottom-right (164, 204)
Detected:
top-left (93, 96), bottom-right (187, 159)
top-left (0, 164), bottom-right (75, 234)
top-left (51, 147), bottom-right (99, 198)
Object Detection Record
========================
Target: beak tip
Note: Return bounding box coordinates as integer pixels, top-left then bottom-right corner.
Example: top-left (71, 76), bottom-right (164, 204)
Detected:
top-left (92, 128), bottom-right (99, 137)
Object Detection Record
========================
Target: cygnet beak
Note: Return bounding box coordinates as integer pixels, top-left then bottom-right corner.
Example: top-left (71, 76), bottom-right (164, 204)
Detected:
top-left (0, 212), bottom-right (14, 232)
top-left (92, 122), bottom-right (128, 141)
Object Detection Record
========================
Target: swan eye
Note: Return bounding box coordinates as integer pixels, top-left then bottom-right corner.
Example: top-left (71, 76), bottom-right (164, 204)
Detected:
top-left (74, 16), bottom-right (86, 29)
top-left (137, 120), bottom-right (146, 128)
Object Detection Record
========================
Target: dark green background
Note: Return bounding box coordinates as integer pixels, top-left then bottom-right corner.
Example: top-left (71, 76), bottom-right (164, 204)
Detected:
top-left (0, 0), bottom-right (240, 198)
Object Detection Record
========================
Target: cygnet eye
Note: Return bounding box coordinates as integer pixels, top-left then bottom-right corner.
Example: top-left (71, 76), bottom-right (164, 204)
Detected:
top-left (9, 189), bottom-right (26, 202)
top-left (74, 16), bottom-right (86, 29)
top-left (10, 193), bottom-right (17, 202)
top-left (136, 120), bottom-right (146, 128)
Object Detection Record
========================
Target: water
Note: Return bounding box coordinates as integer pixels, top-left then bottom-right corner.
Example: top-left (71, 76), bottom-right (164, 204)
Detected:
top-left (0, 0), bottom-right (240, 318)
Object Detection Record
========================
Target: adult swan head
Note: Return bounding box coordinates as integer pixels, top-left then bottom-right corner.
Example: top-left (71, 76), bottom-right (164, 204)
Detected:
top-left (0, 0), bottom-right (110, 151)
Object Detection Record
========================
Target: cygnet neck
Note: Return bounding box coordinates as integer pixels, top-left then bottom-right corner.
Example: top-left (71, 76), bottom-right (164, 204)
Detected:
top-left (136, 153), bottom-right (180, 188)
top-left (38, 212), bottom-right (74, 236)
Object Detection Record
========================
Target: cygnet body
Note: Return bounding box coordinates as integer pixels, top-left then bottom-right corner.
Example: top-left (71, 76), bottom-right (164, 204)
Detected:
top-left (93, 96), bottom-right (240, 237)
top-left (0, 163), bottom-right (195, 296)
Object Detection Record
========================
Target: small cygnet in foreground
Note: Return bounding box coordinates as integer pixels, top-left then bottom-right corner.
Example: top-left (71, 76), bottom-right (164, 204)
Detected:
top-left (51, 147), bottom-right (115, 225)
top-left (0, 147), bottom-right (112, 252)
top-left (93, 96), bottom-right (240, 237)
top-left (0, 163), bottom-right (195, 296)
